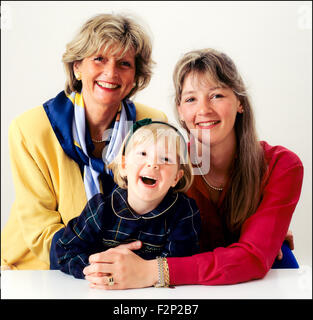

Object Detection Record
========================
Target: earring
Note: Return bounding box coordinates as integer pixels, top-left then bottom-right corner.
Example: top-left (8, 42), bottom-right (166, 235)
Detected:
top-left (75, 72), bottom-right (81, 81)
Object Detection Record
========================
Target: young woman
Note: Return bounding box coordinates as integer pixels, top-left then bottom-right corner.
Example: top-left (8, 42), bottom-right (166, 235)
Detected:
top-left (83, 48), bottom-right (303, 289)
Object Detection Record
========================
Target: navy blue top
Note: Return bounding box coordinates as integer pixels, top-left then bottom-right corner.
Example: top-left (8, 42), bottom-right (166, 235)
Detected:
top-left (52, 187), bottom-right (201, 279)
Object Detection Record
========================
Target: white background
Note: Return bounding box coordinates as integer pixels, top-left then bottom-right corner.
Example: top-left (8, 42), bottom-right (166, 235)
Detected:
top-left (1, 1), bottom-right (312, 266)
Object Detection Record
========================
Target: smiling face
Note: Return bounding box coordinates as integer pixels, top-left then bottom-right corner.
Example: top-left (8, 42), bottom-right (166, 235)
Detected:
top-left (178, 72), bottom-right (243, 148)
top-left (74, 45), bottom-right (136, 111)
top-left (121, 137), bottom-right (184, 214)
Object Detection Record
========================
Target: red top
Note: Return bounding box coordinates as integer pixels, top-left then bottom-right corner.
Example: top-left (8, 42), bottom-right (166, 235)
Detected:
top-left (167, 141), bottom-right (303, 285)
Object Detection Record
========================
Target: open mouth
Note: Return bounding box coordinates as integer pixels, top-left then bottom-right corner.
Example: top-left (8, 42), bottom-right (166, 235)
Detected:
top-left (96, 81), bottom-right (120, 89)
top-left (140, 176), bottom-right (157, 186)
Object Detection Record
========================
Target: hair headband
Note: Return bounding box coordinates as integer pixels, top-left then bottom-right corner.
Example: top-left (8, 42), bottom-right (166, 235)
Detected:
top-left (122, 118), bottom-right (188, 161)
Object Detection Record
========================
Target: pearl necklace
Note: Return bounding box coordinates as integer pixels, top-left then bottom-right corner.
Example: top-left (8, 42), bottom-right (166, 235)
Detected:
top-left (91, 138), bottom-right (106, 143)
top-left (92, 130), bottom-right (111, 143)
top-left (196, 163), bottom-right (224, 191)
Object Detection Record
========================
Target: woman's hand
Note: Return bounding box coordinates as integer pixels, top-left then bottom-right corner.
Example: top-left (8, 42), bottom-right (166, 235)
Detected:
top-left (83, 241), bottom-right (158, 290)
top-left (277, 230), bottom-right (294, 260)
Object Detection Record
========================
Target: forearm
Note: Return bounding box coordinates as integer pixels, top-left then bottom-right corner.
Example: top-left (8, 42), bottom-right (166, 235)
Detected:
top-left (145, 259), bottom-right (159, 287)
top-left (50, 228), bottom-right (65, 269)
top-left (167, 244), bottom-right (268, 286)
top-left (14, 201), bottom-right (64, 265)
top-left (166, 211), bottom-right (294, 286)
top-left (167, 160), bottom-right (304, 286)
top-left (15, 203), bottom-right (64, 264)
top-left (54, 227), bottom-right (91, 279)
top-left (167, 204), bottom-right (300, 286)
top-left (59, 254), bottom-right (90, 279)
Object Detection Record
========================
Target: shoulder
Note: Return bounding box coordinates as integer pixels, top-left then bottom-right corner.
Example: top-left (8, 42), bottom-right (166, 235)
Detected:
top-left (261, 140), bottom-right (303, 171)
top-left (260, 141), bottom-right (303, 190)
top-left (9, 105), bottom-right (54, 143)
top-left (133, 101), bottom-right (168, 122)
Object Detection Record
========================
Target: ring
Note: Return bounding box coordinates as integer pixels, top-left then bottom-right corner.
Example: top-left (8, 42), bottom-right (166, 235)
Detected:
top-left (107, 276), bottom-right (114, 286)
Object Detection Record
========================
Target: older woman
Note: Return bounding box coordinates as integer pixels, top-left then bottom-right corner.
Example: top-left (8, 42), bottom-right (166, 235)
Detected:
top-left (1, 13), bottom-right (166, 270)
top-left (83, 48), bottom-right (303, 289)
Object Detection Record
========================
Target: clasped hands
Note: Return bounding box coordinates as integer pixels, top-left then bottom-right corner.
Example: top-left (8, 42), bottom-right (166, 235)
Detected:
top-left (83, 230), bottom-right (294, 290)
top-left (83, 240), bottom-right (157, 290)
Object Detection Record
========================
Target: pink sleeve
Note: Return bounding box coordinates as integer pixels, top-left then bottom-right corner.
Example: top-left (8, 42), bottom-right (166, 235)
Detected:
top-left (167, 161), bottom-right (304, 285)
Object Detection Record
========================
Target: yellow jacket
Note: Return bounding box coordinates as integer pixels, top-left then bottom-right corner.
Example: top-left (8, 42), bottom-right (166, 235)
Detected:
top-left (1, 102), bottom-right (167, 270)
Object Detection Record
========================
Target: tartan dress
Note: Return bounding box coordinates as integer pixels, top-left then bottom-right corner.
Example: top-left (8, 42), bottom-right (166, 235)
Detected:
top-left (55, 187), bottom-right (201, 279)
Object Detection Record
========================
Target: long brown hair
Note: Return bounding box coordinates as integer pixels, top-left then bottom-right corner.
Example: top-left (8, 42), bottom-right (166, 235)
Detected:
top-left (173, 48), bottom-right (267, 235)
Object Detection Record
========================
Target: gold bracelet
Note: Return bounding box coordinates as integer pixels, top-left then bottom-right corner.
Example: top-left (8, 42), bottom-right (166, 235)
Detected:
top-left (163, 258), bottom-right (170, 287)
top-left (154, 257), bottom-right (170, 288)
top-left (154, 257), bottom-right (165, 287)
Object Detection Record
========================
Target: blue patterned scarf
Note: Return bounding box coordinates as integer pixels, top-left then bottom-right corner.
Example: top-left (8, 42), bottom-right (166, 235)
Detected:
top-left (43, 91), bottom-right (136, 199)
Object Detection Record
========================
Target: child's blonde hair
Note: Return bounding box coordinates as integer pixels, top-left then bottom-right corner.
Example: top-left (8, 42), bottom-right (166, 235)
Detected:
top-left (108, 121), bottom-right (193, 193)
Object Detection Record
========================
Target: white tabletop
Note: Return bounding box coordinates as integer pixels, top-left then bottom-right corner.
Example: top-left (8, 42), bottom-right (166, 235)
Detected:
top-left (1, 266), bottom-right (312, 300)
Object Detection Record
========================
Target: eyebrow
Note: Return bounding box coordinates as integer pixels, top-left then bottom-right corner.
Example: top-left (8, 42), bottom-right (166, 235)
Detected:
top-left (181, 86), bottom-right (222, 96)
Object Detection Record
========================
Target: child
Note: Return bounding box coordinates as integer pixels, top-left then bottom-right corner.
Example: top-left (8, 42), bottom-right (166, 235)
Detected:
top-left (54, 119), bottom-right (201, 279)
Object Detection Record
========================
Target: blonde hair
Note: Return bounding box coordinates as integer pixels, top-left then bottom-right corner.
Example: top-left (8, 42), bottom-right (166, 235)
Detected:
top-left (108, 122), bottom-right (193, 193)
top-left (62, 13), bottom-right (154, 97)
top-left (173, 48), bottom-right (267, 235)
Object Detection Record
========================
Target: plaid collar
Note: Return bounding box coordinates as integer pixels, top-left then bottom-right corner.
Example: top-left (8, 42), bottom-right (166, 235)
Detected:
top-left (111, 187), bottom-right (178, 220)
